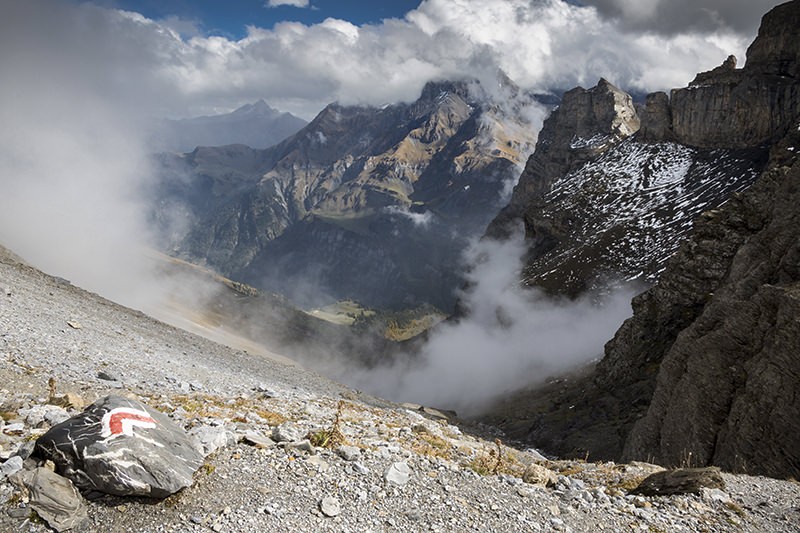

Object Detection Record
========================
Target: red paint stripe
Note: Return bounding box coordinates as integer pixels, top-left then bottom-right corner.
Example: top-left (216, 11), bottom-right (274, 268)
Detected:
top-left (108, 412), bottom-right (156, 435)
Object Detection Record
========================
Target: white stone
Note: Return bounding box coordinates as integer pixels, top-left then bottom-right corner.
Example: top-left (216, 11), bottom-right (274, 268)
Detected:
top-left (384, 461), bottom-right (411, 487)
top-left (320, 496), bottom-right (341, 517)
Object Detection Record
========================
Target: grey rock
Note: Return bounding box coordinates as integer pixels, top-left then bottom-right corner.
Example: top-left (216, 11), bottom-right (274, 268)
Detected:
top-left (189, 425), bottom-right (236, 456)
top-left (632, 467), bottom-right (725, 496)
top-left (96, 371), bottom-right (117, 381)
top-left (20, 405), bottom-right (70, 428)
top-left (0, 455), bottom-right (23, 479)
top-left (25, 467), bottom-right (88, 532)
top-left (242, 431), bottom-right (276, 449)
top-left (35, 395), bottom-right (204, 498)
top-left (384, 461), bottom-right (411, 487)
top-left (2, 422), bottom-right (24, 435)
top-left (14, 440), bottom-right (36, 460)
top-left (319, 495), bottom-right (341, 517)
top-left (336, 445), bottom-right (361, 461)
top-left (522, 463), bottom-right (557, 487)
top-left (284, 439), bottom-right (315, 454)
top-left (271, 422), bottom-right (303, 443)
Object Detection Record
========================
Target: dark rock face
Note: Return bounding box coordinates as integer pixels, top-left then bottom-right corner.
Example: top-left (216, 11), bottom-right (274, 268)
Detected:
top-left (488, 78), bottom-right (639, 239)
top-left (482, 1), bottom-right (800, 478)
top-left (669, 2), bottom-right (800, 149)
top-left (35, 396), bottom-right (203, 498)
top-left (620, 132), bottom-right (800, 478)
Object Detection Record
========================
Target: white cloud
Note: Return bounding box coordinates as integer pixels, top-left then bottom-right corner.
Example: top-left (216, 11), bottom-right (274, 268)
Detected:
top-left (266, 0), bottom-right (311, 8)
top-left (1, 0), bottom-right (779, 123)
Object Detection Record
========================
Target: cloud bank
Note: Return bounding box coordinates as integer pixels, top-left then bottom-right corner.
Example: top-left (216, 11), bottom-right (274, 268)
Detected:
top-left (1, 0), bottom-right (780, 121)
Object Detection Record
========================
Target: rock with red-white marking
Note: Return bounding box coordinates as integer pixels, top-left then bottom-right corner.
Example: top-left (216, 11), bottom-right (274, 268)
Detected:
top-left (34, 395), bottom-right (203, 498)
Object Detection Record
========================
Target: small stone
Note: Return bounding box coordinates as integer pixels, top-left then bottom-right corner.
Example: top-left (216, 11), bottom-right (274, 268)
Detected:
top-left (271, 422), bottom-right (303, 443)
top-left (352, 462), bottom-right (370, 475)
top-left (336, 445), bottom-right (361, 461)
top-left (702, 487), bottom-right (732, 504)
top-left (49, 392), bottom-right (86, 411)
top-left (284, 439), bottom-right (316, 454)
top-left (189, 426), bottom-right (236, 456)
top-left (522, 463), bottom-right (557, 487)
top-left (320, 496), bottom-right (341, 517)
top-left (306, 455), bottom-right (330, 471)
top-left (97, 371), bottom-right (117, 382)
top-left (547, 504), bottom-right (561, 516)
top-left (67, 321), bottom-right (82, 330)
top-left (524, 447), bottom-right (549, 462)
top-left (384, 461), bottom-right (411, 487)
top-left (242, 431), bottom-right (276, 449)
top-left (0, 456), bottom-right (24, 479)
top-left (190, 515), bottom-right (204, 524)
top-left (2, 423), bottom-right (25, 435)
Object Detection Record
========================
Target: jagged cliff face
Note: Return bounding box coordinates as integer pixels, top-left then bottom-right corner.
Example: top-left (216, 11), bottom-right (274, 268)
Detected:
top-left (154, 80), bottom-right (538, 309)
top-left (484, 0), bottom-right (800, 479)
top-left (488, 77), bottom-right (766, 295)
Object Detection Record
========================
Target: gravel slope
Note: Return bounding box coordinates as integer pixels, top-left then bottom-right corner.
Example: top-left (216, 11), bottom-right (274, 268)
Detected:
top-left (1, 245), bottom-right (799, 532)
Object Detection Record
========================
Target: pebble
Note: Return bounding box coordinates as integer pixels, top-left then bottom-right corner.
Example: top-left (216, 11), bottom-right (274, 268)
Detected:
top-left (385, 461), bottom-right (411, 487)
top-left (319, 496), bottom-right (341, 517)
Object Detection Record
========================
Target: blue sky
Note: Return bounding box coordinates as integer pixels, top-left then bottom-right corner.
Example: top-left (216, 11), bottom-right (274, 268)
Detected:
top-left (101, 0), bottom-right (423, 39)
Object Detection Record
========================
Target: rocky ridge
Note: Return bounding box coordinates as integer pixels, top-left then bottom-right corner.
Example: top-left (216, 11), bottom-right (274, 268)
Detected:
top-left (2, 245), bottom-right (799, 532)
top-left (483, 0), bottom-right (800, 479)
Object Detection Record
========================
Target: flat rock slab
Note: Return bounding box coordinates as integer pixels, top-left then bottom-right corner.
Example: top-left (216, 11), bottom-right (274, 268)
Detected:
top-left (35, 395), bottom-right (203, 498)
top-left (632, 467), bottom-right (725, 496)
top-left (26, 467), bottom-right (88, 532)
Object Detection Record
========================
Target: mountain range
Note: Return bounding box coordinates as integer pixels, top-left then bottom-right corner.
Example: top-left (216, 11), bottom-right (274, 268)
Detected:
top-left (152, 79), bottom-right (539, 310)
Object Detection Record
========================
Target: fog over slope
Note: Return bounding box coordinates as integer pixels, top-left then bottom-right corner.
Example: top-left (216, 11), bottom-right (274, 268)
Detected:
top-left (327, 230), bottom-right (638, 414)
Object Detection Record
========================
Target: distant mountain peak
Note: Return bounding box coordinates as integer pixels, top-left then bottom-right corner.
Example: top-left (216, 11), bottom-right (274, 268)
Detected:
top-left (231, 99), bottom-right (279, 117)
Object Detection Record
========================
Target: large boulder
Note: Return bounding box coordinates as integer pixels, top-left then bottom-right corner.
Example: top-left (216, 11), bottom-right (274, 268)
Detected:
top-left (34, 395), bottom-right (203, 498)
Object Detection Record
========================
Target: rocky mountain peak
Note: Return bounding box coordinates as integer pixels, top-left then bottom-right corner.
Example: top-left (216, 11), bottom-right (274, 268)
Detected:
top-left (418, 79), bottom-right (473, 105)
top-left (487, 78), bottom-right (639, 239)
top-left (231, 99), bottom-right (279, 117)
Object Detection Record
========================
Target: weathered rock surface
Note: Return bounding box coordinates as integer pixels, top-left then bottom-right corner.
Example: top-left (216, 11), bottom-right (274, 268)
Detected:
top-left (620, 131), bottom-right (800, 478)
top-left (35, 395), bottom-right (204, 498)
top-left (488, 77), bottom-right (765, 294)
top-left (488, 78), bottom-right (639, 240)
top-left (22, 467), bottom-right (88, 532)
top-left (632, 467), bottom-right (725, 497)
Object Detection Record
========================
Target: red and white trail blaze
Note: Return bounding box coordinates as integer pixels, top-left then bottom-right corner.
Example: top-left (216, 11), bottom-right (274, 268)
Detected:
top-left (100, 407), bottom-right (157, 438)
